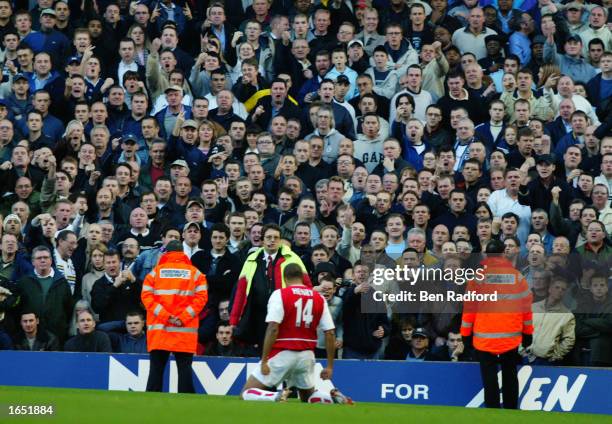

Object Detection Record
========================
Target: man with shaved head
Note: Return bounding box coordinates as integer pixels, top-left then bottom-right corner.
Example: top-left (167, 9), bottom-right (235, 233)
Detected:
top-left (114, 207), bottom-right (158, 251)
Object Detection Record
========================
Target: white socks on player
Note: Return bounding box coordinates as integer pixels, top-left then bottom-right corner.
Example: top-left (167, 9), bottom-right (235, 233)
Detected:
top-left (242, 388), bottom-right (280, 402)
top-left (307, 390), bottom-right (333, 404)
top-left (242, 388), bottom-right (335, 404)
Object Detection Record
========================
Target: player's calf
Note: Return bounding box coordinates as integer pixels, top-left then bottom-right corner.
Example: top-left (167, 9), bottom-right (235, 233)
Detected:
top-left (242, 388), bottom-right (291, 402)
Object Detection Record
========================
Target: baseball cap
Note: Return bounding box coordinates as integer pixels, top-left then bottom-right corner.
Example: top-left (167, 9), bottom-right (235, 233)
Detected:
top-left (314, 262), bottom-right (337, 279)
top-left (348, 39), bottom-right (364, 48)
top-left (165, 240), bottom-right (183, 252)
top-left (171, 159), bottom-right (189, 168)
top-left (484, 34), bottom-right (502, 45)
top-left (532, 35), bottom-right (546, 45)
top-left (3, 214), bottom-right (22, 227)
top-left (211, 169), bottom-right (227, 179)
top-left (335, 75), bottom-right (350, 86)
top-left (186, 198), bottom-right (204, 209)
top-left (13, 73), bottom-right (28, 83)
top-left (209, 144), bottom-right (225, 156)
top-left (164, 85), bottom-right (183, 94)
top-left (565, 1), bottom-right (584, 11)
top-left (181, 119), bottom-right (198, 129)
top-left (412, 327), bottom-right (429, 338)
top-left (67, 56), bottom-right (81, 65)
top-left (566, 33), bottom-right (582, 43)
top-left (183, 221), bottom-right (201, 232)
top-left (41, 8), bottom-right (57, 17)
top-left (536, 153), bottom-right (556, 165)
top-left (122, 134), bottom-right (138, 144)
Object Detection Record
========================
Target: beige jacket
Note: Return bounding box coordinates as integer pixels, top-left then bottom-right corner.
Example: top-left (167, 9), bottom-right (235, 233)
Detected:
top-left (531, 299), bottom-right (576, 361)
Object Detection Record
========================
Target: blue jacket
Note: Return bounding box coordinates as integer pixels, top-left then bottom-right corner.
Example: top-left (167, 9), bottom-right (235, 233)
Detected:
top-left (24, 71), bottom-right (65, 103)
top-left (155, 4), bottom-right (187, 35)
top-left (155, 106), bottom-right (192, 139)
top-left (475, 121), bottom-right (506, 150)
top-left (401, 137), bottom-right (431, 172)
top-left (23, 30), bottom-right (70, 66)
top-left (545, 116), bottom-right (571, 145)
top-left (554, 131), bottom-right (580, 157)
top-left (167, 134), bottom-right (206, 174)
top-left (3, 93), bottom-right (33, 121)
top-left (297, 75), bottom-right (323, 105)
top-left (8, 251), bottom-right (34, 283)
top-left (16, 112), bottom-right (65, 143)
top-left (113, 332), bottom-right (147, 354)
top-left (122, 116), bottom-right (145, 142)
top-left (433, 211), bottom-right (479, 247)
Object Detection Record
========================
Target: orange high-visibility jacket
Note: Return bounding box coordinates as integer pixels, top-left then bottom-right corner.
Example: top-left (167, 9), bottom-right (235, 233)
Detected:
top-left (141, 251), bottom-right (208, 353)
top-left (461, 256), bottom-right (534, 355)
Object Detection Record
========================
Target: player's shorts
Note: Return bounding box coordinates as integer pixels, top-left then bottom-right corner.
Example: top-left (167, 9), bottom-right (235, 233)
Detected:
top-left (251, 350), bottom-right (315, 390)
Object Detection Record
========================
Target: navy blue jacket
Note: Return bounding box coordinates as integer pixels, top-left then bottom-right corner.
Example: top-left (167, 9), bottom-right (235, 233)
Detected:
top-left (23, 30), bottom-right (70, 67)
top-left (545, 116), bottom-right (571, 145)
top-left (474, 121), bottom-right (506, 150)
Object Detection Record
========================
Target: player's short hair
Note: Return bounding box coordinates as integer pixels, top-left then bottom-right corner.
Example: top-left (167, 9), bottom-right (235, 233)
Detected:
top-left (283, 263), bottom-right (304, 282)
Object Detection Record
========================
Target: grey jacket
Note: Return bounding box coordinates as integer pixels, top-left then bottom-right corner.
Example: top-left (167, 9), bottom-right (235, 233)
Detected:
top-left (543, 40), bottom-right (597, 84)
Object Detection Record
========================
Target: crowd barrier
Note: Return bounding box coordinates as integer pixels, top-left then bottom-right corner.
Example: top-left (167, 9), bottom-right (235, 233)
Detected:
top-left (0, 351), bottom-right (610, 414)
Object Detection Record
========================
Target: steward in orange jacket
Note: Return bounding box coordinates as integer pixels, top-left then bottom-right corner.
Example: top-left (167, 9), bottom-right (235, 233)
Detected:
top-left (460, 240), bottom-right (533, 409)
top-left (142, 241), bottom-right (208, 393)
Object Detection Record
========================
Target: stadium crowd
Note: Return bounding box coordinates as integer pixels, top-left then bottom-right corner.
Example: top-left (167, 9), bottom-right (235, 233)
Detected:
top-left (0, 0), bottom-right (611, 367)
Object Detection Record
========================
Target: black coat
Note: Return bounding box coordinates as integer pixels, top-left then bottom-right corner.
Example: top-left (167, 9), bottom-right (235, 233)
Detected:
top-left (18, 272), bottom-right (73, 344)
top-left (519, 177), bottom-right (571, 217)
top-left (90, 275), bottom-right (143, 324)
top-left (64, 330), bottom-right (112, 353)
top-left (342, 285), bottom-right (390, 354)
top-left (247, 97), bottom-right (301, 130)
top-left (14, 329), bottom-right (60, 351)
top-left (191, 250), bottom-right (240, 308)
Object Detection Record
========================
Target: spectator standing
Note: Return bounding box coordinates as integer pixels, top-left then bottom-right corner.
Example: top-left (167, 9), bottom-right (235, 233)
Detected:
top-left (142, 240), bottom-right (208, 393)
top-left (461, 240), bottom-right (533, 409)
top-left (530, 277), bottom-right (575, 365)
top-left (19, 246), bottom-right (73, 345)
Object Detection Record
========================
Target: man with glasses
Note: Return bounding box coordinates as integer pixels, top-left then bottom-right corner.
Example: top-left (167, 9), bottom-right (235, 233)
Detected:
top-left (230, 223), bottom-right (310, 350)
top-left (19, 245), bottom-right (73, 345)
top-left (422, 105), bottom-right (451, 148)
top-left (381, 23), bottom-right (418, 77)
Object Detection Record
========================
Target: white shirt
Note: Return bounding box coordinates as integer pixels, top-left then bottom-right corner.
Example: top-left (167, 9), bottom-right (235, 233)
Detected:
top-left (487, 189), bottom-right (532, 244)
top-left (117, 61), bottom-right (138, 88)
top-left (263, 252), bottom-right (278, 264)
top-left (183, 242), bottom-right (202, 258)
top-left (204, 93), bottom-right (248, 119)
top-left (389, 89), bottom-right (433, 123)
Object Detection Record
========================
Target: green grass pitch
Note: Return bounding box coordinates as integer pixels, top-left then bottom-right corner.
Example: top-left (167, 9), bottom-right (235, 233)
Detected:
top-left (0, 386), bottom-right (608, 424)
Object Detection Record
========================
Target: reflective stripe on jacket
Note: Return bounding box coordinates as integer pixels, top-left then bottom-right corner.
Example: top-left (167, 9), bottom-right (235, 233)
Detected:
top-left (461, 256), bottom-right (534, 354)
top-left (141, 251), bottom-right (208, 353)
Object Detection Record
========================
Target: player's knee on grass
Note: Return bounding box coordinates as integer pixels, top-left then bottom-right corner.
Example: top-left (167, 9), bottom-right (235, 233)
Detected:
top-left (307, 390), bottom-right (333, 404)
top-left (241, 376), bottom-right (272, 398)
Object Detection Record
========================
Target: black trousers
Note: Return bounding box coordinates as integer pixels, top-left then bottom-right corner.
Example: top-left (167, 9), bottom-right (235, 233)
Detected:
top-left (477, 348), bottom-right (520, 409)
top-left (146, 350), bottom-right (195, 393)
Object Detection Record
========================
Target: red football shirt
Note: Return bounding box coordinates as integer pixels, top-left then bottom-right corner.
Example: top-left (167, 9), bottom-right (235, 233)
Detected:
top-left (266, 285), bottom-right (335, 355)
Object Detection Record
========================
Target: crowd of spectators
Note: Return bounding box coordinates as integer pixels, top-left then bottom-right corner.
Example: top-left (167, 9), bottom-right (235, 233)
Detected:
top-left (0, 0), bottom-right (610, 367)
